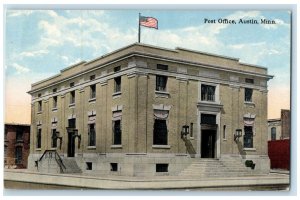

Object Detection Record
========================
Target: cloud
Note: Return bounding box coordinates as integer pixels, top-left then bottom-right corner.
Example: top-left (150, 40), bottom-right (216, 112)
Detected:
top-left (7, 10), bottom-right (33, 17)
top-left (11, 63), bottom-right (30, 74)
top-left (20, 50), bottom-right (49, 57)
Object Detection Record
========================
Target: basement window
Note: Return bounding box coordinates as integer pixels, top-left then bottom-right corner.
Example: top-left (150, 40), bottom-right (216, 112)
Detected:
top-left (86, 162), bottom-right (92, 170)
top-left (110, 163), bottom-right (118, 171)
top-left (156, 164), bottom-right (168, 172)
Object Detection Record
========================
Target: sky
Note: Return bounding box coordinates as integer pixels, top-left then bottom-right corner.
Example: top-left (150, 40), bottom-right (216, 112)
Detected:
top-left (4, 9), bottom-right (291, 124)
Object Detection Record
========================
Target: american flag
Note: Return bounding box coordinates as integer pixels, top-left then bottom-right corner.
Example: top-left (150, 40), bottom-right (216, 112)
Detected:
top-left (139, 16), bottom-right (158, 29)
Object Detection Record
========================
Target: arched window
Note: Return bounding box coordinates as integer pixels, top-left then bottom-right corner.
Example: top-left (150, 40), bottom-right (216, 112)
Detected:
top-left (271, 127), bottom-right (276, 140)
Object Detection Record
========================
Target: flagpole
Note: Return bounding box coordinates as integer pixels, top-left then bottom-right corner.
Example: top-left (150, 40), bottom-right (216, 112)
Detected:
top-left (138, 13), bottom-right (141, 43)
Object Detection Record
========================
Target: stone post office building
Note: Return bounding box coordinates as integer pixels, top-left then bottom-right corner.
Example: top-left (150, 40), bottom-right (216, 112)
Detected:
top-left (28, 43), bottom-right (273, 176)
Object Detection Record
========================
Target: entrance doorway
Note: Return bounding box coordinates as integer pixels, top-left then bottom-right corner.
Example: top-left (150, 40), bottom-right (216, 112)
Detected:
top-left (67, 119), bottom-right (76, 157)
top-left (201, 130), bottom-right (216, 158)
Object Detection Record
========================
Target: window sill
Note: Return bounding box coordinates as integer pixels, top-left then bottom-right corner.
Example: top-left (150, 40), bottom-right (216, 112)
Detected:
top-left (87, 146), bottom-right (96, 150)
top-left (112, 92), bottom-right (121, 99)
top-left (189, 137), bottom-right (194, 140)
top-left (37, 111), bottom-right (42, 114)
top-left (244, 101), bottom-right (255, 106)
top-left (111, 145), bottom-right (122, 149)
top-left (89, 98), bottom-right (96, 103)
top-left (69, 103), bottom-right (75, 107)
top-left (152, 145), bottom-right (171, 149)
top-left (155, 91), bottom-right (170, 98)
top-left (243, 147), bottom-right (256, 151)
top-left (50, 147), bottom-right (57, 150)
top-left (52, 108), bottom-right (58, 112)
top-left (155, 172), bottom-right (169, 176)
top-left (199, 100), bottom-right (220, 104)
top-left (36, 148), bottom-right (42, 151)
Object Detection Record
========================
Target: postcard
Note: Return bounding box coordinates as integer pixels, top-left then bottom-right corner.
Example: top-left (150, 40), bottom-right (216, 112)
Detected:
top-left (4, 8), bottom-right (291, 192)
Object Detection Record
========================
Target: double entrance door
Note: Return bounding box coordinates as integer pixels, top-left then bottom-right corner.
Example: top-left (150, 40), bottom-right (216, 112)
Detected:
top-left (201, 129), bottom-right (216, 158)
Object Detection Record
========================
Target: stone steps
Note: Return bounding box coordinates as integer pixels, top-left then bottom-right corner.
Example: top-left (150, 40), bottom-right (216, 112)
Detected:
top-left (179, 159), bottom-right (256, 177)
top-left (61, 158), bottom-right (82, 174)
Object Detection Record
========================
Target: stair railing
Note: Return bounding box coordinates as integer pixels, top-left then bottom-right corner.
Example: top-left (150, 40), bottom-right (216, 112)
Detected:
top-left (38, 150), bottom-right (66, 172)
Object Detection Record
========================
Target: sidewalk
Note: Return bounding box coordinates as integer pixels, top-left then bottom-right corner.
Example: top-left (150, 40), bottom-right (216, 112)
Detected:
top-left (4, 169), bottom-right (290, 190)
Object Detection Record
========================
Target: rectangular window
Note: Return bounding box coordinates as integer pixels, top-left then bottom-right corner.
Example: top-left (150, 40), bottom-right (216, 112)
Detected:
top-left (70, 82), bottom-right (75, 87)
top-left (156, 164), bottom-right (168, 172)
top-left (245, 88), bottom-right (253, 102)
top-left (113, 120), bottom-right (122, 145)
top-left (110, 163), bottom-right (118, 171)
top-left (37, 128), bottom-right (42, 148)
top-left (15, 146), bottom-right (23, 164)
top-left (38, 101), bottom-right (42, 112)
top-left (201, 114), bottom-right (216, 125)
top-left (223, 125), bottom-right (226, 139)
top-left (53, 96), bottom-right (57, 108)
top-left (201, 84), bottom-right (216, 101)
top-left (244, 126), bottom-right (253, 148)
top-left (51, 129), bottom-right (57, 148)
top-left (245, 78), bottom-right (254, 84)
top-left (70, 91), bottom-right (75, 104)
top-left (156, 75), bottom-right (167, 91)
top-left (16, 130), bottom-right (23, 141)
top-left (271, 127), bottom-right (276, 141)
top-left (114, 77), bottom-right (121, 93)
top-left (88, 124), bottom-right (96, 146)
top-left (114, 66), bottom-right (121, 72)
top-left (53, 88), bottom-right (57, 93)
top-left (90, 75), bottom-right (95, 80)
top-left (157, 64), bottom-right (168, 70)
top-left (190, 123), bottom-right (194, 138)
top-left (153, 119), bottom-right (168, 145)
top-left (86, 162), bottom-right (93, 170)
top-left (90, 85), bottom-right (96, 99)
top-left (38, 93), bottom-right (41, 97)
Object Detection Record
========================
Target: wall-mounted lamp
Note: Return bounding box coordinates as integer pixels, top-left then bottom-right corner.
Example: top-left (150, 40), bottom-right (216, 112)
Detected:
top-left (66, 127), bottom-right (81, 149)
top-left (181, 125), bottom-right (190, 138)
top-left (234, 129), bottom-right (243, 142)
top-left (52, 131), bottom-right (63, 150)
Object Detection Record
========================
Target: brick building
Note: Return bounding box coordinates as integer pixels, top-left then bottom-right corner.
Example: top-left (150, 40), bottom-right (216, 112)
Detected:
top-left (268, 109), bottom-right (291, 141)
top-left (4, 123), bottom-right (30, 168)
top-left (27, 43), bottom-right (273, 176)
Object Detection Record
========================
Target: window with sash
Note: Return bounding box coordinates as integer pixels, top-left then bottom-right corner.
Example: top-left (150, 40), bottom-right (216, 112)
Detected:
top-left (37, 128), bottom-right (42, 148)
top-left (38, 101), bottom-right (42, 112)
top-left (114, 77), bottom-right (121, 93)
top-left (88, 123), bottom-right (96, 146)
top-left (201, 84), bottom-right (215, 101)
top-left (53, 96), bottom-right (57, 108)
top-left (70, 91), bottom-right (75, 104)
top-left (156, 75), bottom-right (167, 92)
top-left (90, 85), bottom-right (96, 99)
top-left (243, 126), bottom-right (253, 148)
top-left (245, 88), bottom-right (253, 102)
top-left (113, 120), bottom-right (122, 145)
top-left (271, 127), bottom-right (276, 141)
top-left (153, 119), bottom-right (168, 145)
top-left (51, 129), bottom-right (57, 148)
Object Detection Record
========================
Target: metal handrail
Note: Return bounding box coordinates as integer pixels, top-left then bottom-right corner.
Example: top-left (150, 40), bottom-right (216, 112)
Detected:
top-left (38, 150), bottom-right (66, 172)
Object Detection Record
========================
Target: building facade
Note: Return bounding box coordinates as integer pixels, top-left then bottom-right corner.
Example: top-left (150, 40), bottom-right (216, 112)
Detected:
top-left (4, 123), bottom-right (30, 168)
top-left (267, 109), bottom-right (290, 141)
top-left (28, 43), bottom-right (272, 176)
